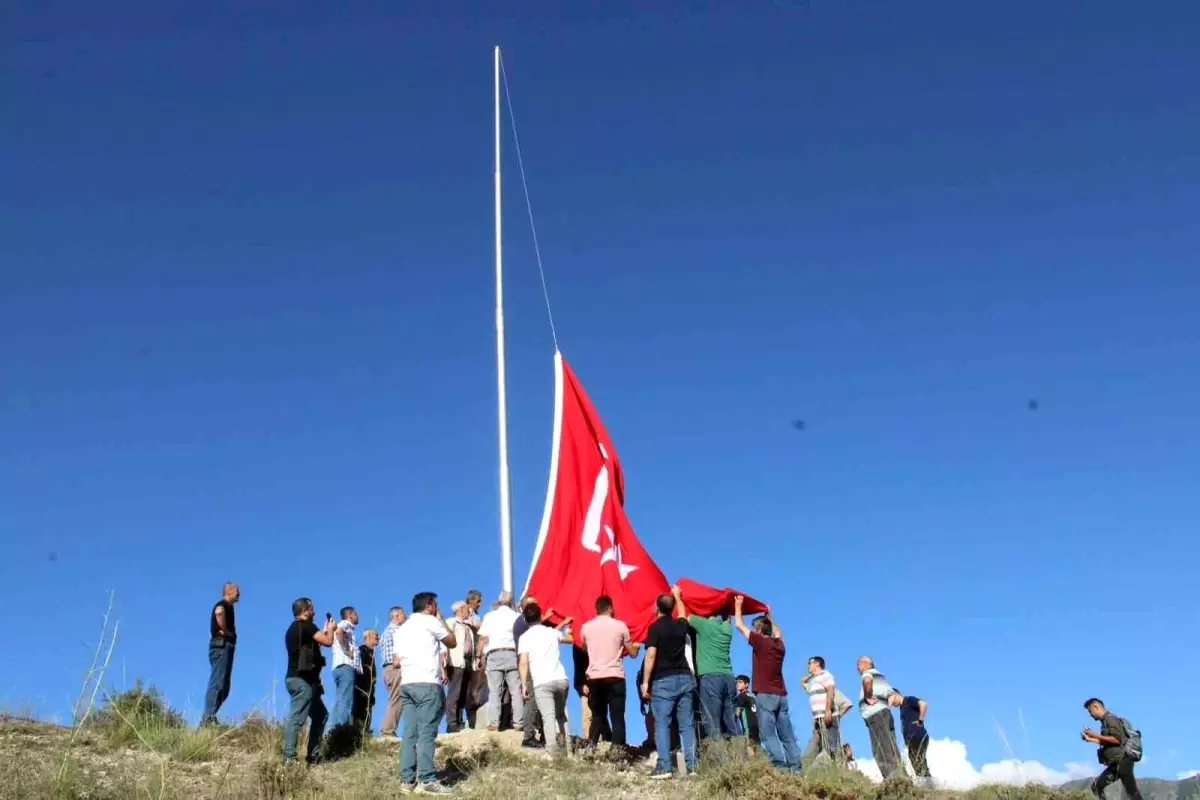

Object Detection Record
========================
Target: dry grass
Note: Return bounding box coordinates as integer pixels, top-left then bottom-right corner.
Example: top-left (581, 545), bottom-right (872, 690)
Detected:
top-left (0, 712), bottom-right (1098, 800)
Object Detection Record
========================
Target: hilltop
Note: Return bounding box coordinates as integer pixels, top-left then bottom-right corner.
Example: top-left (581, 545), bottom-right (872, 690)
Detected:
top-left (0, 697), bottom-right (1107, 800)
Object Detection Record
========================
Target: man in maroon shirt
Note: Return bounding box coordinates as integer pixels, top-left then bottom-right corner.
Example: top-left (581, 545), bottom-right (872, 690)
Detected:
top-left (733, 595), bottom-right (800, 772)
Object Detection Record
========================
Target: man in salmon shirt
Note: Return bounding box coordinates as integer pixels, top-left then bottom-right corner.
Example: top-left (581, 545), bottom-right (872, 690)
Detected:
top-left (578, 595), bottom-right (641, 748)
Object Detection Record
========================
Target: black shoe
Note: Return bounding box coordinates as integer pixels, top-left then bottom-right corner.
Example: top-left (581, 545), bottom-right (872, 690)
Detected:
top-left (521, 739), bottom-right (544, 749)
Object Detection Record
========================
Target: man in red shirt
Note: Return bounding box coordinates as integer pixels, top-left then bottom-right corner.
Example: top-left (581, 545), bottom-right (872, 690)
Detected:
top-left (733, 595), bottom-right (800, 772)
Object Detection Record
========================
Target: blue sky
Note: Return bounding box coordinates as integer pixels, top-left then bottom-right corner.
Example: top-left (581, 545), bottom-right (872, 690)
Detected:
top-left (2, 0), bottom-right (1197, 781)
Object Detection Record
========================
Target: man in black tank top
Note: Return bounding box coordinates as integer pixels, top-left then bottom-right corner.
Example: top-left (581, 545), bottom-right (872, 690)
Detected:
top-left (202, 581), bottom-right (240, 725)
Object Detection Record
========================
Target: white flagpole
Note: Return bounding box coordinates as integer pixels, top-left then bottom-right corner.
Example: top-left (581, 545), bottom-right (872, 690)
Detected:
top-left (494, 45), bottom-right (515, 596)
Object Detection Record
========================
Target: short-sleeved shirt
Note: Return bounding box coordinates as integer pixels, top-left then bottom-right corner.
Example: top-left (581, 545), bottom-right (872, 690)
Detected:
top-left (580, 615), bottom-right (632, 680)
top-left (645, 617), bottom-right (691, 680)
top-left (393, 613), bottom-right (449, 685)
top-left (211, 600), bottom-right (236, 644)
top-left (734, 691), bottom-right (759, 738)
top-left (859, 668), bottom-right (893, 719)
top-left (517, 624), bottom-right (568, 687)
top-left (835, 689), bottom-right (853, 717)
top-left (285, 620), bottom-right (320, 683)
top-left (806, 669), bottom-right (837, 718)
top-left (747, 632), bottom-right (786, 695)
top-left (688, 615), bottom-right (733, 676)
top-left (379, 621), bottom-right (401, 666)
top-left (331, 620), bottom-right (362, 672)
top-left (1098, 712), bottom-right (1126, 765)
top-left (513, 615), bottom-right (554, 649)
top-left (898, 695), bottom-right (927, 742)
top-left (478, 606), bottom-right (520, 652)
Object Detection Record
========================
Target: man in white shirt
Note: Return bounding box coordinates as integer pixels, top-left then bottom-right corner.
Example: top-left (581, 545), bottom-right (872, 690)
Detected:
top-left (516, 602), bottom-right (573, 755)
top-left (393, 591), bottom-right (456, 795)
top-left (478, 591), bottom-right (523, 732)
top-left (330, 606), bottom-right (362, 728)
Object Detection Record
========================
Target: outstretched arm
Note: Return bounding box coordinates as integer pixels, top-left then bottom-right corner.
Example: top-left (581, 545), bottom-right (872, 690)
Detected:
top-left (733, 596), bottom-right (752, 640)
top-left (672, 585), bottom-right (689, 620)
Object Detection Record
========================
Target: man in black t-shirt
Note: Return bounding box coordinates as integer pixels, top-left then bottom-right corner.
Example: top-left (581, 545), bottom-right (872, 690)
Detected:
top-left (202, 581), bottom-right (240, 726)
top-left (283, 597), bottom-right (337, 764)
top-left (733, 674), bottom-right (759, 752)
top-left (640, 593), bottom-right (697, 779)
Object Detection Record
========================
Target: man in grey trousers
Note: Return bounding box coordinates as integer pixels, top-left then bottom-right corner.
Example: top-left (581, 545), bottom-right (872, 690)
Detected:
top-left (478, 591), bottom-right (524, 731)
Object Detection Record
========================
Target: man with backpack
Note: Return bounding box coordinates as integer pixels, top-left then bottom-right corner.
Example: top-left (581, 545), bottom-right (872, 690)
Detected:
top-left (1082, 697), bottom-right (1143, 800)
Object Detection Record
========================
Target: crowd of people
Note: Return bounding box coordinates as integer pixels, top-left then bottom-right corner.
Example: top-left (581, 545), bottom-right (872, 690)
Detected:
top-left (202, 581), bottom-right (1145, 798)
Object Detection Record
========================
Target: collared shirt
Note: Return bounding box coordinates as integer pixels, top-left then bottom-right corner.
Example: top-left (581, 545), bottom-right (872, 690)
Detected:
top-left (858, 668), bottom-right (892, 718)
top-left (806, 669), bottom-right (837, 718)
top-left (332, 620), bottom-right (362, 673)
top-left (1098, 712), bottom-right (1126, 765)
top-left (478, 606), bottom-right (520, 653)
top-left (379, 621), bottom-right (401, 667)
top-left (394, 613), bottom-right (448, 685)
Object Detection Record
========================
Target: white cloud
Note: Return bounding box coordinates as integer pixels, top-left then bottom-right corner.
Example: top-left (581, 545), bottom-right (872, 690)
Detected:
top-left (855, 737), bottom-right (1098, 789)
top-left (1176, 769), bottom-right (1200, 780)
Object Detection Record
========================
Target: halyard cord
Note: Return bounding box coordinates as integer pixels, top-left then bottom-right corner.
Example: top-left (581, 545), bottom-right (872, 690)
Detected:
top-left (499, 54), bottom-right (560, 352)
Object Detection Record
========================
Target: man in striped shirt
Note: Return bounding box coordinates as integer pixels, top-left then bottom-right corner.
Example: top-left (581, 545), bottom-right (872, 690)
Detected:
top-left (800, 656), bottom-right (841, 764)
top-left (378, 606), bottom-right (406, 740)
top-left (857, 655), bottom-right (902, 778)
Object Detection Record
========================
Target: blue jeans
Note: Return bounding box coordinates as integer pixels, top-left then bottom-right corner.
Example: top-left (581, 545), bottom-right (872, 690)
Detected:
top-left (650, 673), bottom-right (696, 775)
top-left (756, 692), bottom-right (801, 770)
top-left (399, 683), bottom-right (445, 785)
top-left (331, 665), bottom-right (355, 727)
top-left (697, 672), bottom-right (738, 739)
top-left (202, 638), bottom-right (234, 723)
top-left (283, 678), bottom-right (327, 762)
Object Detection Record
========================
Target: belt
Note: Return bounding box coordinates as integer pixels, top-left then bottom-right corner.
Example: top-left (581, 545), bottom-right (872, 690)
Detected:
top-left (488, 648), bottom-right (516, 653)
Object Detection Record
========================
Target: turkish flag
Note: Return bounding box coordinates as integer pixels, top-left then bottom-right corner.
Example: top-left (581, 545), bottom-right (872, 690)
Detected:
top-left (674, 577), bottom-right (769, 618)
top-left (523, 352), bottom-right (670, 642)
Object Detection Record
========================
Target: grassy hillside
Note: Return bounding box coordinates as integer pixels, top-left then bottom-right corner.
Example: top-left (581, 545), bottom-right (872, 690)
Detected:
top-left (0, 686), bottom-right (1103, 800)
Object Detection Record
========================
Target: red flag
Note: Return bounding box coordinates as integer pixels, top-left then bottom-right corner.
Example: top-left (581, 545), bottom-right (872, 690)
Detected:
top-left (523, 352), bottom-right (670, 642)
top-left (674, 577), bottom-right (769, 618)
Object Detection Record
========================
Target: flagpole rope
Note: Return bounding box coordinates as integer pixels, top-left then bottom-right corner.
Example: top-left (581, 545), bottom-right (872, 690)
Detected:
top-left (499, 54), bottom-right (560, 352)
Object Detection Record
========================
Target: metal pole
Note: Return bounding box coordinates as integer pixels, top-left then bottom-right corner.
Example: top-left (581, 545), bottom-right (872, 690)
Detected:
top-left (494, 45), bottom-right (515, 596)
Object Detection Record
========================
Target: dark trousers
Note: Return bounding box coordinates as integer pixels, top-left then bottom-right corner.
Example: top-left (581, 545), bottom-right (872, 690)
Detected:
top-left (1092, 758), bottom-right (1143, 800)
top-left (444, 665), bottom-right (474, 730)
top-left (864, 710), bottom-right (902, 778)
top-left (587, 677), bottom-right (627, 746)
top-left (697, 673), bottom-right (739, 739)
top-left (352, 673), bottom-right (375, 733)
top-left (202, 639), bottom-right (234, 723)
top-left (906, 735), bottom-right (931, 778)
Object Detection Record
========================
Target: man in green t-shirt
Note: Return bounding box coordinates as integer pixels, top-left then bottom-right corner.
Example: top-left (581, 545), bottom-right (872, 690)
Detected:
top-left (671, 584), bottom-right (738, 740)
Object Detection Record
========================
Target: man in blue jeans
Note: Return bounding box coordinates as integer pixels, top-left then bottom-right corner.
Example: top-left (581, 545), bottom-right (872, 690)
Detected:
top-left (392, 591), bottom-right (457, 795)
top-left (330, 606), bottom-right (362, 728)
top-left (640, 593), bottom-right (697, 780)
top-left (733, 595), bottom-right (800, 771)
top-left (282, 597), bottom-right (337, 763)
top-left (202, 581), bottom-right (239, 726)
top-left (671, 584), bottom-right (738, 741)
